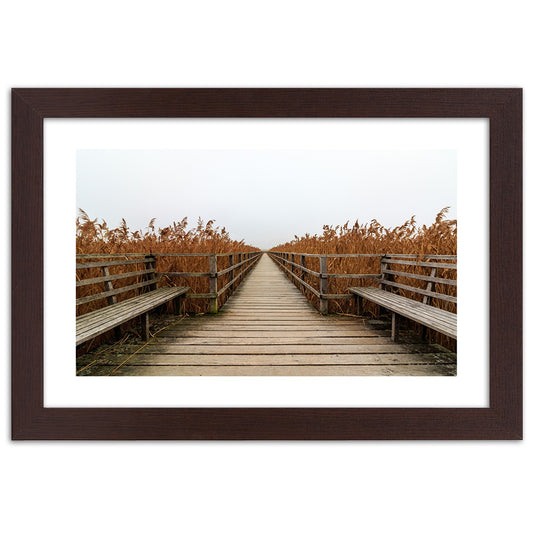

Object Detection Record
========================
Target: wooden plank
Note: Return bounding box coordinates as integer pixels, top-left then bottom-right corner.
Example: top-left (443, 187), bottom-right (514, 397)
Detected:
top-left (223, 304), bottom-right (310, 307)
top-left (157, 330), bottom-right (387, 338)
top-left (90, 352), bottom-right (456, 366)
top-left (151, 336), bottom-right (398, 345)
top-left (379, 279), bottom-right (457, 304)
top-left (382, 268), bottom-right (456, 286)
top-left (76, 268), bottom-right (156, 287)
top-left (76, 258), bottom-right (152, 269)
top-left (220, 309), bottom-right (319, 315)
top-left (326, 273), bottom-right (379, 279)
top-left (269, 253), bottom-right (456, 260)
top-left (106, 364), bottom-right (457, 377)
top-left (383, 259), bottom-right (457, 269)
top-left (270, 252), bottom-right (383, 259)
top-left (76, 253), bottom-right (148, 259)
top-left (164, 325), bottom-right (387, 333)
top-left (160, 272), bottom-right (210, 278)
top-left (137, 343), bottom-right (450, 355)
top-left (76, 277), bottom-right (163, 306)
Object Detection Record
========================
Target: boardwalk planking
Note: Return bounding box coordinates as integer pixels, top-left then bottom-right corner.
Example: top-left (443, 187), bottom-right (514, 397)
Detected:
top-left (81, 255), bottom-right (456, 376)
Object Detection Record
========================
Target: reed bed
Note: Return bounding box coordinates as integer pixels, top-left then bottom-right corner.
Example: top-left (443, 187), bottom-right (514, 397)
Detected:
top-left (270, 208), bottom-right (457, 349)
top-left (76, 209), bottom-right (259, 318)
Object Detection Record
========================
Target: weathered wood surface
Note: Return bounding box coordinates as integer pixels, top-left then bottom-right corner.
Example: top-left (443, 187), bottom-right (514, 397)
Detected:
top-left (378, 278), bottom-right (458, 304)
top-left (76, 277), bottom-right (163, 306)
top-left (76, 286), bottom-right (188, 346)
top-left (83, 255), bottom-right (456, 376)
top-left (76, 268), bottom-right (155, 287)
top-left (76, 258), bottom-right (152, 269)
top-left (349, 286), bottom-right (457, 339)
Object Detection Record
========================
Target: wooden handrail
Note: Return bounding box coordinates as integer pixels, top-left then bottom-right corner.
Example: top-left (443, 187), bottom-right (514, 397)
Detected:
top-left (269, 251), bottom-right (456, 313)
top-left (76, 258), bottom-right (152, 269)
top-left (77, 251), bottom-right (263, 313)
top-left (382, 258), bottom-right (457, 269)
top-left (270, 254), bottom-right (320, 298)
top-left (269, 252), bottom-right (457, 259)
top-left (76, 252), bottom-right (262, 259)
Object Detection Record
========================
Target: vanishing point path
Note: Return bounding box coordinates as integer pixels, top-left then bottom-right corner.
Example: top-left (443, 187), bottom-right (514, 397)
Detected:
top-left (83, 254), bottom-right (456, 376)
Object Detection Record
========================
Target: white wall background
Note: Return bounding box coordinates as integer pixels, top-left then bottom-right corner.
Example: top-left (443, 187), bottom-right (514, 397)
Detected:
top-left (1, 2), bottom-right (530, 532)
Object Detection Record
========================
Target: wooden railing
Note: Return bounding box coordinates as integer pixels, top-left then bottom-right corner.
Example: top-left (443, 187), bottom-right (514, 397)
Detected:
top-left (76, 256), bottom-right (158, 308)
top-left (269, 252), bottom-right (456, 314)
top-left (76, 251), bottom-right (262, 314)
top-left (157, 251), bottom-right (262, 312)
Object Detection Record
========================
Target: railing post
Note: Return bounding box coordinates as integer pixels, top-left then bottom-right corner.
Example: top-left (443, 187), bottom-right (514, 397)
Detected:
top-left (301, 254), bottom-right (306, 286)
top-left (378, 255), bottom-right (390, 317)
top-left (143, 254), bottom-right (158, 339)
top-left (319, 255), bottom-right (328, 314)
top-left (209, 254), bottom-right (218, 313)
top-left (422, 267), bottom-right (438, 305)
top-left (291, 253), bottom-right (295, 273)
top-left (379, 256), bottom-right (388, 290)
top-left (145, 254), bottom-right (157, 291)
top-left (102, 266), bottom-right (118, 305)
top-left (229, 253), bottom-right (235, 294)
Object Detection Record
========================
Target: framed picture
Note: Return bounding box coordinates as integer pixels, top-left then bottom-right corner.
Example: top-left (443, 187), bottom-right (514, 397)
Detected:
top-left (12, 88), bottom-right (522, 439)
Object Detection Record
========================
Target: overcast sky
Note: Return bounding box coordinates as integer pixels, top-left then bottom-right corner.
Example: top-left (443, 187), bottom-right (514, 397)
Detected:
top-left (77, 149), bottom-right (456, 249)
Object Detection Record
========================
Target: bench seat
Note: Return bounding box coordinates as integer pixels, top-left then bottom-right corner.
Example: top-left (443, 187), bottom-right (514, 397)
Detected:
top-left (349, 286), bottom-right (457, 340)
top-left (76, 286), bottom-right (188, 346)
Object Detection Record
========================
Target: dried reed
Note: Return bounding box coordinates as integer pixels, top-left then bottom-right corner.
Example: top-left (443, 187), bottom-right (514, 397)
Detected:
top-left (270, 208), bottom-right (457, 349)
top-left (76, 209), bottom-right (259, 317)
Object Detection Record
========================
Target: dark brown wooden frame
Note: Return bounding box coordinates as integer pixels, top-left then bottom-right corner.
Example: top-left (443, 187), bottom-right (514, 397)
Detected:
top-left (11, 89), bottom-right (522, 440)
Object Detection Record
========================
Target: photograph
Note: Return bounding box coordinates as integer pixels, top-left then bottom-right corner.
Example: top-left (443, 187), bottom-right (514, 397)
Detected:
top-left (75, 147), bottom-right (457, 377)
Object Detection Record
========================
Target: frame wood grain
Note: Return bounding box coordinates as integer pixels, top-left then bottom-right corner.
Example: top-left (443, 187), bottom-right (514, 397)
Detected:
top-left (11, 88), bottom-right (522, 440)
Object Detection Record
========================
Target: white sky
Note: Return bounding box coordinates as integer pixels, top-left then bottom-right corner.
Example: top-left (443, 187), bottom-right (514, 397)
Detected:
top-left (77, 149), bottom-right (456, 249)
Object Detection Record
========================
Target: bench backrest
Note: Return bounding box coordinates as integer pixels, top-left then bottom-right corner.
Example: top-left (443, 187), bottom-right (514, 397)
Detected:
top-left (76, 255), bottom-right (159, 312)
top-left (379, 256), bottom-right (457, 305)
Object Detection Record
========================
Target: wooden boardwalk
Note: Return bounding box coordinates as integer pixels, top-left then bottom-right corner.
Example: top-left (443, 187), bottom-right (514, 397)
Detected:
top-left (82, 254), bottom-right (456, 376)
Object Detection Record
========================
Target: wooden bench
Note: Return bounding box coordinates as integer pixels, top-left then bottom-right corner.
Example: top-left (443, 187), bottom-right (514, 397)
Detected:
top-left (349, 256), bottom-right (457, 341)
top-left (76, 255), bottom-right (188, 346)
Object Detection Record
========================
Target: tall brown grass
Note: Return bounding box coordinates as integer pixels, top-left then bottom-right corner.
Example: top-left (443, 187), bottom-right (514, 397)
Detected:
top-left (77, 208), bottom-right (457, 351)
top-left (270, 208), bottom-right (457, 348)
top-left (76, 209), bottom-right (259, 319)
